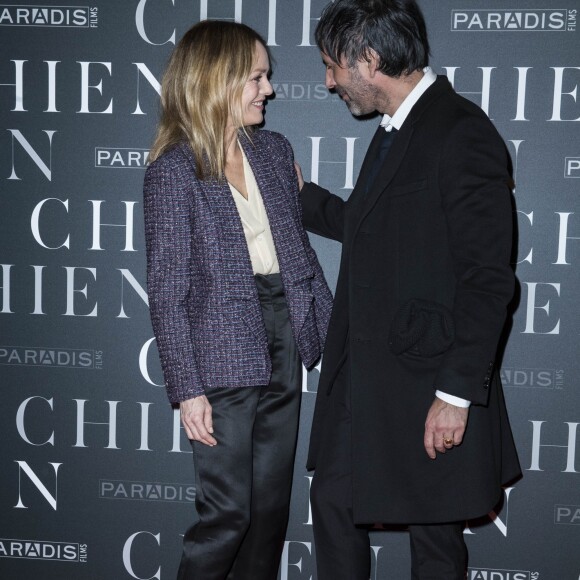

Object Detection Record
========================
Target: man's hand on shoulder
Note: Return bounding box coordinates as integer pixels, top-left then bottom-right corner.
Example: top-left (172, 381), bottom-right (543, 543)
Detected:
top-left (294, 161), bottom-right (305, 190)
top-left (423, 398), bottom-right (469, 459)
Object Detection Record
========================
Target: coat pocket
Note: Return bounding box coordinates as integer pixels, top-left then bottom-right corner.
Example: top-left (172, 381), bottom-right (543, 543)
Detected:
top-left (388, 299), bottom-right (455, 358)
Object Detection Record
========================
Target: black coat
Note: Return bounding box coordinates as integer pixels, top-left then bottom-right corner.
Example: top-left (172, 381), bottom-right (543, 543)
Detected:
top-left (302, 76), bottom-right (521, 524)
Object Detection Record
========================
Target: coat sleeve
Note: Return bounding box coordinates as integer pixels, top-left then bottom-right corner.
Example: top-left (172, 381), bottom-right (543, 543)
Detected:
top-left (300, 180), bottom-right (346, 243)
top-left (434, 114), bottom-right (515, 405)
top-left (143, 154), bottom-right (205, 403)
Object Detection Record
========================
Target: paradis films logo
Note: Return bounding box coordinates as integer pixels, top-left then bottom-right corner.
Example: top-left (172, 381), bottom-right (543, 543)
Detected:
top-left (0, 539), bottom-right (87, 562)
top-left (0, 346), bottom-right (103, 369)
top-left (95, 148), bottom-right (150, 169)
top-left (99, 480), bottom-right (195, 503)
top-left (0, 5), bottom-right (98, 27)
top-left (467, 570), bottom-right (539, 580)
top-left (500, 367), bottom-right (564, 389)
top-left (451, 9), bottom-right (577, 31)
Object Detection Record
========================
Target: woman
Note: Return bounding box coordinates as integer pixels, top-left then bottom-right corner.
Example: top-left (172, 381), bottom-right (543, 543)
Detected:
top-left (143, 20), bottom-right (332, 580)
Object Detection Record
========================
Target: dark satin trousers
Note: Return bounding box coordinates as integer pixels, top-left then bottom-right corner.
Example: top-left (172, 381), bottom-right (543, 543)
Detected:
top-left (177, 273), bottom-right (302, 580)
top-left (310, 356), bottom-right (467, 580)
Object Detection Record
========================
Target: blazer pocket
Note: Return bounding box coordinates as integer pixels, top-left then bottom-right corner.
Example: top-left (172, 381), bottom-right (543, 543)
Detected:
top-left (389, 179), bottom-right (428, 198)
top-left (287, 281), bottom-right (314, 332)
top-left (239, 302), bottom-right (268, 345)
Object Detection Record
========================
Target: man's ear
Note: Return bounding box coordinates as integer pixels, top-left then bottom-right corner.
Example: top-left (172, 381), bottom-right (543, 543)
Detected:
top-left (367, 48), bottom-right (380, 77)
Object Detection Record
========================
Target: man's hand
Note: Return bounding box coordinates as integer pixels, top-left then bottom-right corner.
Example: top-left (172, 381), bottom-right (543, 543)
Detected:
top-left (294, 161), bottom-right (305, 190)
top-left (424, 398), bottom-right (469, 459)
top-left (180, 395), bottom-right (217, 446)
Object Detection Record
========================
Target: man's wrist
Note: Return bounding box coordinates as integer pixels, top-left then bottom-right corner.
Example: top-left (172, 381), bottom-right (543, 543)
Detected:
top-left (435, 390), bottom-right (471, 408)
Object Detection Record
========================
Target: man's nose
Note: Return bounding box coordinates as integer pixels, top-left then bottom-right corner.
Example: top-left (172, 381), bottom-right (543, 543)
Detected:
top-left (325, 68), bottom-right (335, 89)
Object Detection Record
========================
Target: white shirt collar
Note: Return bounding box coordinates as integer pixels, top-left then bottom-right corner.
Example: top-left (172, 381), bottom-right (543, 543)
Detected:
top-left (380, 67), bottom-right (436, 131)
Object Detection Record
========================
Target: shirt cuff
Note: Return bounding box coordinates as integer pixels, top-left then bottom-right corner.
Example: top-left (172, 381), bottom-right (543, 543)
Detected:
top-left (435, 390), bottom-right (471, 408)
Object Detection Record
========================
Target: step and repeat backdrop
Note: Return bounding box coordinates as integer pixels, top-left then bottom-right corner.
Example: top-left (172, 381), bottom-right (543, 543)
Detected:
top-left (1, 1), bottom-right (578, 579)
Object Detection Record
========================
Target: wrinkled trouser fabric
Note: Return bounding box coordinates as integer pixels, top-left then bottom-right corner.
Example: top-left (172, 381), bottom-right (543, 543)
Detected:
top-left (177, 273), bottom-right (302, 580)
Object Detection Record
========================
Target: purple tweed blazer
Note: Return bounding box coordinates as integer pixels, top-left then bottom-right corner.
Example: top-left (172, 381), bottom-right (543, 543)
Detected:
top-left (143, 130), bottom-right (332, 403)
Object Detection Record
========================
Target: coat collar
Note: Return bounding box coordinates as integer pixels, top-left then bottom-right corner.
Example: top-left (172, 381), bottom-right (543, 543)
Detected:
top-left (405, 75), bottom-right (452, 127)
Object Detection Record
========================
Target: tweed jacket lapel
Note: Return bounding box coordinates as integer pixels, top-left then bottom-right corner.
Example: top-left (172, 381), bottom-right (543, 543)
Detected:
top-left (176, 142), bottom-right (258, 307)
top-left (180, 143), bottom-right (270, 348)
top-left (177, 135), bottom-right (315, 345)
top-left (240, 133), bottom-right (313, 282)
top-left (240, 132), bottom-right (315, 336)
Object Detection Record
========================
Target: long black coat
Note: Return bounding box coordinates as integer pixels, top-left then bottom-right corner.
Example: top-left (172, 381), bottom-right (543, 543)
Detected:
top-left (302, 76), bottom-right (521, 524)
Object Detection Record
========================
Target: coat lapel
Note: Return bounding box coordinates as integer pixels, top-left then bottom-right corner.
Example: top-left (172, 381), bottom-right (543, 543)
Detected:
top-left (354, 126), bottom-right (412, 228)
top-left (347, 125), bottom-right (391, 207)
top-left (352, 76), bottom-right (451, 235)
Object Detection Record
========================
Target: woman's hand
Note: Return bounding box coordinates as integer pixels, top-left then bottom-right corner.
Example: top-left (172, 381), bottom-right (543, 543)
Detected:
top-left (294, 161), bottom-right (305, 190)
top-left (180, 395), bottom-right (217, 446)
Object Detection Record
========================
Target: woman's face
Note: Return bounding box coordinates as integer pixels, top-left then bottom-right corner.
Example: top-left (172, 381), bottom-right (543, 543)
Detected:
top-left (240, 42), bottom-right (273, 127)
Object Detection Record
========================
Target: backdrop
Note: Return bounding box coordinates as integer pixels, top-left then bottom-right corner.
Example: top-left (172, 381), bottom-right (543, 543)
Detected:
top-left (1, 1), bottom-right (578, 579)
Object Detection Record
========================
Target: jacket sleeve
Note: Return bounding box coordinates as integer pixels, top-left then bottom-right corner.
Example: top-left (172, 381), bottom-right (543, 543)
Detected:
top-left (143, 155), bottom-right (205, 403)
top-left (434, 114), bottom-right (515, 405)
top-left (281, 137), bottom-right (334, 350)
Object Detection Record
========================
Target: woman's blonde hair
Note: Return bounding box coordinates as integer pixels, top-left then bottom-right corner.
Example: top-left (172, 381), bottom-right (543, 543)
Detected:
top-left (148, 20), bottom-right (269, 179)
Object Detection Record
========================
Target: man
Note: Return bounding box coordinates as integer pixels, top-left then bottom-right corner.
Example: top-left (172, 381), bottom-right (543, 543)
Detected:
top-left (298, 1), bottom-right (522, 578)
